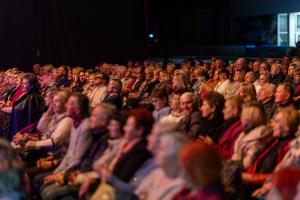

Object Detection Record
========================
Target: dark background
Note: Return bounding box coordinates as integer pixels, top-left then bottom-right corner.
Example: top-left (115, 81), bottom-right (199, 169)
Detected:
top-left (0, 0), bottom-right (146, 70)
top-left (0, 0), bottom-right (300, 70)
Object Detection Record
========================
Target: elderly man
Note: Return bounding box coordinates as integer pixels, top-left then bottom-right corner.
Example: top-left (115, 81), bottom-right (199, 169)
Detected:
top-left (258, 83), bottom-right (276, 120)
top-left (275, 83), bottom-right (295, 109)
top-left (87, 72), bottom-right (108, 108)
top-left (41, 103), bottom-right (117, 200)
top-left (270, 63), bottom-right (285, 85)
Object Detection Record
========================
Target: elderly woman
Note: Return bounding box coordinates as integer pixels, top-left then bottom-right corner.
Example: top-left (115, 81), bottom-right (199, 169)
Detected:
top-left (238, 82), bottom-right (257, 103)
top-left (9, 73), bottom-right (44, 140)
top-left (96, 109), bottom-right (154, 192)
top-left (12, 88), bottom-right (57, 147)
top-left (24, 91), bottom-right (72, 150)
top-left (103, 79), bottom-right (123, 110)
top-left (173, 141), bottom-right (226, 200)
top-left (0, 72), bottom-right (24, 139)
top-left (214, 69), bottom-right (231, 96)
top-left (242, 108), bottom-right (298, 186)
top-left (170, 73), bottom-right (189, 93)
top-left (224, 70), bottom-right (244, 98)
top-left (232, 102), bottom-right (272, 169)
top-left (255, 71), bottom-right (271, 94)
top-left (161, 90), bottom-right (185, 124)
top-left (179, 92), bottom-right (202, 139)
top-left (135, 133), bottom-right (188, 200)
top-left (198, 91), bottom-right (225, 142)
top-left (154, 70), bottom-right (171, 92)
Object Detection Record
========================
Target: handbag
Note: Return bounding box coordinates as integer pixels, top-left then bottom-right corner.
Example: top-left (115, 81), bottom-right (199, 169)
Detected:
top-left (90, 181), bottom-right (116, 200)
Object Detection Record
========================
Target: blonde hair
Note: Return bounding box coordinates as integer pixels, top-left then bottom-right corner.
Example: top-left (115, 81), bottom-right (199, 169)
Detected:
top-left (239, 83), bottom-right (257, 103)
top-left (274, 107), bottom-right (299, 134)
top-left (241, 102), bottom-right (267, 127)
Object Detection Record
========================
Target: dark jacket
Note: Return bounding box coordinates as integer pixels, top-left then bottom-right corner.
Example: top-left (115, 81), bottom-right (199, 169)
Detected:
top-left (55, 75), bottom-right (70, 89)
top-left (10, 89), bottom-right (44, 140)
top-left (103, 94), bottom-right (123, 110)
top-left (180, 111), bottom-right (202, 139)
top-left (112, 139), bottom-right (152, 182)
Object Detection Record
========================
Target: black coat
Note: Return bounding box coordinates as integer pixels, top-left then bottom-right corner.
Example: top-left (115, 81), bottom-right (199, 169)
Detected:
top-left (103, 94), bottom-right (123, 110)
top-left (9, 89), bottom-right (44, 140)
top-left (112, 139), bottom-right (152, 182)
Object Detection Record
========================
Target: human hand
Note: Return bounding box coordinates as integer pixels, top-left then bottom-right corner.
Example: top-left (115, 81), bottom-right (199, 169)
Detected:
top-left (68, 171), bottom-right (81, 186)
top-left (78, 179), bottom-right (91, 200)
top-left (100, 164), bottom-right (111, 182)
top-left (252, 187), bottom-right (268, 198)
top-left (25, 140), bottom-right (37, 148)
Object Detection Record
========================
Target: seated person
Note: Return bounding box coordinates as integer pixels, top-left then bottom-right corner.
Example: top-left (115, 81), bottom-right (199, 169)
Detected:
top-left (12, 90), bottom-right (71, 151)
top-left (173, 141), bottom-right (227, 200)
top-left (135, 133), bottom-right (188, 200)
top-left (231, 102), bottom-right (272, 169)
top-left (41, 103), bottom-right (117, 200)
top-left (9, 73), bottom-right (45, 140)
top-left (160, 90), bottom-right (185, 124)
top-left (242, 108), bottom-right (297, 185)
top-left (151, 88), bottom-right (171, 122)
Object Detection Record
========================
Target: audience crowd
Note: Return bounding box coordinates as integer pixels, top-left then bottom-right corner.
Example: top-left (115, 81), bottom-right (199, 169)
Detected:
top-left (1, 56), bottom-right (300, 199)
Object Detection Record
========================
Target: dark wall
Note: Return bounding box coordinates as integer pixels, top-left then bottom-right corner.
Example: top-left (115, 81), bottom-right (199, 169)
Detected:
top-left (147, 0), bottom-right (231, 57)
top-left (231, 0), bottom-right (300, 17)
top-left (0, 0), bottom-right (146, 71)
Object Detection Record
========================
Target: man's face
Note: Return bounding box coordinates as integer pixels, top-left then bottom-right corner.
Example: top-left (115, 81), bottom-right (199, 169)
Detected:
top-left (271, 64), bottom-right (279, 76)
top-left (258, 86), bottom-right (272, 103)
top-left (89, 106), bottom-right (108, 129)
top-left (66, 96), bottom-right (79, 118)
top-left (274, 85), bottom-right (289, 104)
top-left (58, 67), bottom-right (66, 76)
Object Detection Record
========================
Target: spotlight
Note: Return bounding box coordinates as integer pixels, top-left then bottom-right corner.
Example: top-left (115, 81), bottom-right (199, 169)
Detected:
top-left (149, 33), bottom-right (154, 38)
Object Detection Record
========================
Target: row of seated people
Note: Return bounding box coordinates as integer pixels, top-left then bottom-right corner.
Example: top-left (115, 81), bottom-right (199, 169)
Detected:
top-left (0, 55), bottom-right (300, 199)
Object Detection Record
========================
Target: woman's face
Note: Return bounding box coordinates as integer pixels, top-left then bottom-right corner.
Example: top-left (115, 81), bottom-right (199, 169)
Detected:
top-left (234, 71), bottom-right (242, 82)
top-left (220, 73), bottom-right (227, 81)
top-left (147, 124), bottom-right (160, 154)
top-left (107, 80), bottom-right (117, 94)
top-left (53, 95), bottom-right (66, 114)
top-left (223, 100), bottom-right (235, 120)
top-left (123, 116), bottom-right (140, 141)
top-left (200, 100), bottom-right (214, 118)
top-left (259, 75), bottom-right (268, 86)
top-left (79, 72), bottom-right (85, 83)
top-left (145, 71), bottom-right (152, 81)
top-left (108, 119), bottom-right (122, 139)
top-left (180, 95), bottom-right (194, 115)
top-left (22, 79), bottom-right (32, 92)
top-left (159, 72), bottom-right (167, 83)
top-left (154, 137), bottom-right (170, 166)
top-left (294, 74), bottom-right (300, 83)
top-left (288, 65), bottom-right (295, 76)
top-left (44, 92), bottom-right (53, 107)
top-left (272, 113), bottom-right (289, 138)
top-left (171, 94), bottom-right (181, 112)
top-left (213, 70), bottom-right (220, 80)
top-left (16, 75), bottom-right (23, 87)
top-left (152, 97), bottom-right (167, 111)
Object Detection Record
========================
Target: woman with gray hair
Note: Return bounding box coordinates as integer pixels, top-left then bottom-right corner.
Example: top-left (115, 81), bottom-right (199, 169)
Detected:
top-left (135, 132), bottom-right (189, 200)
